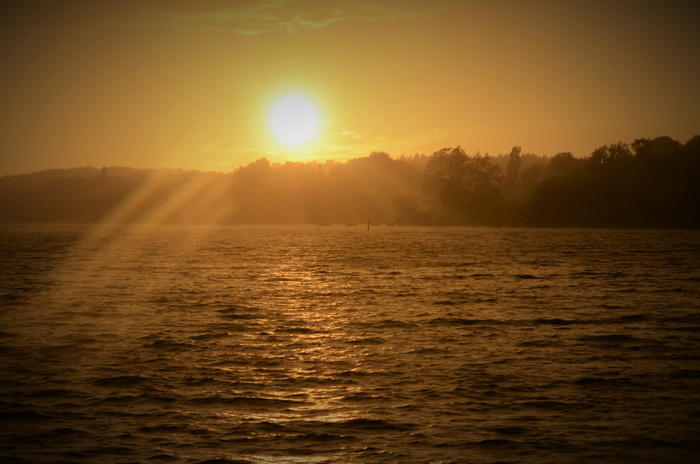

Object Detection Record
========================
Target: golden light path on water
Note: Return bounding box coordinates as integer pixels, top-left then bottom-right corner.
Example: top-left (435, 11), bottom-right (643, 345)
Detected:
top-left (206, 255), bottom-right (373, 464)
top-left (237, 258), bottom-right (365, 425)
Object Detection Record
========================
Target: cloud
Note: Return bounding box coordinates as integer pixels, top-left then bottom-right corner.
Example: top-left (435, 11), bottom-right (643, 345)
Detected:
top-left (141, 0), bottom-right (439, 35)
top-left (339, 130), bottom-right (361, 139)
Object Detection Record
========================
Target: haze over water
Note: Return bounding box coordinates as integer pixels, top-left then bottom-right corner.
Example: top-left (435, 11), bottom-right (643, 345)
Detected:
top-left (1, 224), bottom-right (700, 463)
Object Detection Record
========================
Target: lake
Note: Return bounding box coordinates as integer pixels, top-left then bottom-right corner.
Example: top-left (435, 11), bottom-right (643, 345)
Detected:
top-left (1, 224), bottom-right (700, 463)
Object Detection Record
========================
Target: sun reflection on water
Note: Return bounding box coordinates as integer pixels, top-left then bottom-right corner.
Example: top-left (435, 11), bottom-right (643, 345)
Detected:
top-left (235, 407), bottom-right (359, 425)
top-left (249, 456), bottom-right (331, 463)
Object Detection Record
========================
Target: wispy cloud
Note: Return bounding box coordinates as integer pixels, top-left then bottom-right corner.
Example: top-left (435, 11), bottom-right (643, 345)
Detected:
top-left (141, 0), bottom-right (440, 35)
top-left (339, 130), bottom-right (361, 139)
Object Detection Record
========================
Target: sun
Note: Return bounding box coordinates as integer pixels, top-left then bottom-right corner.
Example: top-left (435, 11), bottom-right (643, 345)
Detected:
top-left (269, 94), bottom-right (320, 145)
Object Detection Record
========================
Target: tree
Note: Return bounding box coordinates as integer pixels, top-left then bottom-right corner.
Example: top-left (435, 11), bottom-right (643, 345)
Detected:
top-left (548, 152), bottom-right (583, 178)
top-left (229, 158), bottom-right (272, 223)
top-left (588, 141), bottom-right (633, 172)
top-left (423, 146), bottom-right (503, 225)
top-left (504, 146), bottom-right (522, 203)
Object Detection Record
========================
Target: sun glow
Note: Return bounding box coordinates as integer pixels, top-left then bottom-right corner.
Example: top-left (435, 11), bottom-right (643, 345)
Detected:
top-left (269, 94), bottom-right (320, 145)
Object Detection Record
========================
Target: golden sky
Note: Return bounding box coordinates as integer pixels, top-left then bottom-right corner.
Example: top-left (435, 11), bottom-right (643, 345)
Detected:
top-left (1, 0), bottom-right (698, 175)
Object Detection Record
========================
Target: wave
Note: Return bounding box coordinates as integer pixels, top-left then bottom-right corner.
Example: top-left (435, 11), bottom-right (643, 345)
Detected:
top-left (515, 274), bottom-right (541, 279)
top-left (345, 337), bottom-right (385, 345)
top-left (188, 396), bottom-right (306, 408)
top-left (579, 334), bottom-right (644, 344)
top-left (531, 318), bottom-right (577, 325)
top-left (427, 317), bottom-right (499, 326)
top-left (0, 410), bottom-right (55, 421)
top-left (478, 438), bottom-right (518, 447)
top-left (519, 400), bottom-right (575, 410)
top-left (572, 377), bottom-right (637, 387)
top-left (196, 459), bottom-right (254, 464)
top-left (92, 375), bottom-right (151, 387)
top-left (669, 369), bottom-right (700, 379)
top-left (329, 418), bottom-right (415, 431)
top-left (142, 338), bottom-right (198, 351)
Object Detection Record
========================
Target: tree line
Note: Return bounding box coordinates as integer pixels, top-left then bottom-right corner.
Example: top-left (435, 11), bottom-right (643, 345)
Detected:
top-left (1, 135), bottom-right (698, 227)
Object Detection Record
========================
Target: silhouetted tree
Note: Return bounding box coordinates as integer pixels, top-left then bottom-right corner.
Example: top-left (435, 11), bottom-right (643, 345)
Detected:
top-left (525, 135), bottom-right (700, 227)
top-left (548, 152), bottom-right (583, 178)
top-left (424, 147), bottom-right (503, 225)
top-left (505, 146), bottom-right (522, 202)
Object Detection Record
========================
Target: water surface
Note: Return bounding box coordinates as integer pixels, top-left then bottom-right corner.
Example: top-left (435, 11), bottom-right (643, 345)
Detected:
top-left (1, 224), bottom-right (699, 463)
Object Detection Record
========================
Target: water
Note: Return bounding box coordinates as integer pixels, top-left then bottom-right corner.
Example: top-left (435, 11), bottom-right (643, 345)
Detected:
top-left (1, 224), bottom-right (700, 463)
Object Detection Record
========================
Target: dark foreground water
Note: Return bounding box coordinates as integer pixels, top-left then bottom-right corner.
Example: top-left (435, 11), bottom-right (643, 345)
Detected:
top-left (1, 224), bottom-right (700, 464)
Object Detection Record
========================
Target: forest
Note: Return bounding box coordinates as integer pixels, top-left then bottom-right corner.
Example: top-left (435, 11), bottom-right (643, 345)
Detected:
top-left (1, 135), bottom-right (698, 228)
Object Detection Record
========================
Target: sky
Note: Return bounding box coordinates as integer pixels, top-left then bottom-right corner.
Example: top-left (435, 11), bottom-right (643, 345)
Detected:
top-left (1, 0), bottom-right (698, 175)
